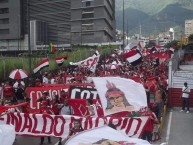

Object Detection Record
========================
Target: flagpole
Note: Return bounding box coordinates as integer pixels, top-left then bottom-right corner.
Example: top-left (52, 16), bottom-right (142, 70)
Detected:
top-left (122, 0), bottom-right (125, 49)
top-left (27, 0), bottom-right (32, 74)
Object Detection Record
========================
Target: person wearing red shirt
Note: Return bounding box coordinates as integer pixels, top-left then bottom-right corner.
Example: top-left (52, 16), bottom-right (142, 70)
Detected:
top-left (3, 81), bottom-right (14, 101)
top-left (141, 107), bottom-right (158, 143)
top-left (37, 94), bottom-right (52, 145)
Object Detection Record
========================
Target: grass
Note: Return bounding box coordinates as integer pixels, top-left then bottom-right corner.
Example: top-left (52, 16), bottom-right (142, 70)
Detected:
top-left (0, 45), bottom-right (116, 81)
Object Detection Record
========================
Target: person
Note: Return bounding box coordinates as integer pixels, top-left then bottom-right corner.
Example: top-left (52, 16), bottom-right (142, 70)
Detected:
top-left (154, 87), bottom-right (163, 122)
top-left (180, 82), bottom-right (190, 113)
top-left (141, 106), bottom-right (158, 143)
top-left (3, 81), bottom-right (14, 101)
top-left (86, 98), bottom-right (97, 117)
top-left (37, 94), bottom-right (52, 145)
top-left (63, 119), bottom-right (84, 145)
top-left (52, 92), bottom-right (60, 115)
top-left (57, 99), bottom-right (74, 145)
top-left (105, 81), bottom-right (135, 114)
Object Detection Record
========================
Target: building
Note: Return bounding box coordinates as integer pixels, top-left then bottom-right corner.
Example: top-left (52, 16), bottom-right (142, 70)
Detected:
top-left (0, 0), bottom-right (116, 51)
top-left (0, 0), bottom-right (24, 50)
top-left (29, 0), bottom-right (71, 49)
top-left (71, 0), bottom-right (116, 44)
top-left (185, 19), bottom-right (193, 38)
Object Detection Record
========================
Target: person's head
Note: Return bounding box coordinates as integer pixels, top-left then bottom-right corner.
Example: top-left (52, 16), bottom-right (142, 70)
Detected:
top-left (42, 91), bottom-right (48, 98)
top-left (73, 119), bottom-right (81, 128)
top-left (86, 98), bottom-right (93, 106)
top-left (64, 99), bottom-right (69, 106)
top-left (61, 90), bottom-right (66, 97)
top-left (184, 82), bottom-right (188, 87)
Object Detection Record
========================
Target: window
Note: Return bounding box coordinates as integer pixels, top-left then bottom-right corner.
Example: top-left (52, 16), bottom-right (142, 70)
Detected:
top-left (82, 32), bottom-right (94, 36)
top-left (0, 8), bottom-right (9, 14)
top-left (0, 29), bottom-right (9, 34)
top-left (82, 8), bottom-right (94, 13)
top-left (0, 18), bottom-right (9, 24)
top-left (82, 0), bottom-right (94, 7)
top-left (82, 24), bottom-right (93, 31)
top-left (82, 13), bottom-right (94, 19)
top-left (82, 20), bottom-right (93, 24)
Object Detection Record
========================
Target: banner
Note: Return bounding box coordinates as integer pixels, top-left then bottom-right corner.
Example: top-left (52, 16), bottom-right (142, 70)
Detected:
top-left (66, 126), bottom-right (151, 145)
top-left (92, 77), bottom-right (147, 116)
top-left (69, 86), bottom-right (99, 99)
top-left (70, 55), bottom-right (100, 72)
top-left (0, 113), bottom-right (149, 138)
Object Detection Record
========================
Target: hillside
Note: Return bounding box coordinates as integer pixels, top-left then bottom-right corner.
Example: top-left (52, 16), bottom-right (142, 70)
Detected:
top-left (115, 0), bottom-right (193, 36)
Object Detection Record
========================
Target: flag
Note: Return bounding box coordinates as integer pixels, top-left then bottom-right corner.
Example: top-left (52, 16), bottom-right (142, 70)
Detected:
top-left (93, 49), bottom-right (100, 56)
top-left (33, 58), bottom-right (49, 73)
top-left (123, 49), bottom-right (142, 66)
top-left (48, 42), bottom-right (56, 53)
top-left (55, 56), bottom-right (68, 66)
top-left (66, 126), bottom-right (151, 145)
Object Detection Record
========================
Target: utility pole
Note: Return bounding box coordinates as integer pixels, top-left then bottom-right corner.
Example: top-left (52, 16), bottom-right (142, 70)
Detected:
top-left (27, 0), bottom-right (32, 74)
top-left (127, 18), bottom-right (129, 45)
top-left (122, 0), bottom-right (125, 49)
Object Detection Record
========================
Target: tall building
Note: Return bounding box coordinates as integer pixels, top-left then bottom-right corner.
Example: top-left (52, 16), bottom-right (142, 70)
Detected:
top-left (0, 0), bottom-right (24, 50)
top-left (29, 0), bottom-right (71, 49)
top-left (71, 0), bottom-right (116, 44)
top-left (185, 19), bottom-right (193, 38)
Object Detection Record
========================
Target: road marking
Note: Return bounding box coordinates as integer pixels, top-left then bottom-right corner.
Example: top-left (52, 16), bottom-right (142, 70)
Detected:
top-left (166, 111), bottom-right (173, 144)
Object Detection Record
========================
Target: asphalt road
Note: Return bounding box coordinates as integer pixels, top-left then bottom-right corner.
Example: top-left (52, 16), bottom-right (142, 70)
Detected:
top-left (13, 136), bottom-right (63, 145)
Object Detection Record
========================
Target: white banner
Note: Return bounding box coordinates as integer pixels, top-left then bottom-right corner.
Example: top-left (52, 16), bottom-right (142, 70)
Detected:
top-left (70, 55), bottom-right (100, 72)
top-left (0, 113), bottom-right (149, 138)
top-left (0, 125), bottom-right (15, 145)
top-left (92, 77), bottom-right (147, 116)
top-left (66, 126), bottom-right (151, 145)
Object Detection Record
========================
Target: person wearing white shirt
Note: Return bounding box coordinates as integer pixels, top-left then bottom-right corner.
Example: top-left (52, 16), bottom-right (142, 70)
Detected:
top-left (180, 82), bottom-right (190, 113)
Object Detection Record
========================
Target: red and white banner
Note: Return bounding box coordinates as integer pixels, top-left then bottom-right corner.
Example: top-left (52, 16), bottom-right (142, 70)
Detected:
top-left (33, 58), bottom-right (49, 73)
top-left (66, 126), bottom-right (151, 145)
top-left (70, 55), bottom-right (100, 72)
top-left (0, 113), bottom-right (149, 138)
top-left (92, 77), bottom-right (147, 116)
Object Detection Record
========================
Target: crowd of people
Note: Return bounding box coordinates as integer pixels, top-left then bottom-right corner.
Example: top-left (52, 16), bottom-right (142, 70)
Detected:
top-left (0, 46), bottom-right (171, 144)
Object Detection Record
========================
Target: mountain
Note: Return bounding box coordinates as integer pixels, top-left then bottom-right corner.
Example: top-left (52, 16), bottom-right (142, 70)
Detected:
top-left (115, 0), bottom-right (193, 36)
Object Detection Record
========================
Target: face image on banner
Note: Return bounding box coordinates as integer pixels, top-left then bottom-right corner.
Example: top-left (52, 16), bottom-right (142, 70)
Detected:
top-left (78, 139), bottom-right (135, 145)
top-left (92, 77), bottom-right (147, 116)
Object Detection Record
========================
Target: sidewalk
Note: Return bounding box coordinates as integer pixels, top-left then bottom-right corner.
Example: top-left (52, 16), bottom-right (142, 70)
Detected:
top-left (153, 107), bottom-right (193, 145)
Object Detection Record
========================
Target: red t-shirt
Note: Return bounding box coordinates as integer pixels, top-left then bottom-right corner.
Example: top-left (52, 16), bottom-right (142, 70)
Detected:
top-left (3, 85), bottom-right (13, 98)
top-left (144, 112), bottom-right (157, 132)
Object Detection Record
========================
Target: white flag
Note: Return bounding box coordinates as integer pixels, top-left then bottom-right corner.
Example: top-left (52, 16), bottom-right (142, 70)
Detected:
top-left (66, 126), bottom-right (151, 145)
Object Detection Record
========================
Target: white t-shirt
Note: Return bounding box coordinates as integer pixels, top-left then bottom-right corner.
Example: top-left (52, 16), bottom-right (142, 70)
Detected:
top-left (182, 86), bottom-right (190, 98)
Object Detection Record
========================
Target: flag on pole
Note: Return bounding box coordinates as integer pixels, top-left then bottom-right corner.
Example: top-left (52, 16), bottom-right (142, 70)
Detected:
top-left (93, 49), bottom-right (100, 56)
top-left (48, 42), bottom-right (56, 53)
top-left (33, 58), bottom-right (49, 73)
top-left (123, 49), bottom-right (142, 66)
top-left (55, 56), bottom-right (68, 66)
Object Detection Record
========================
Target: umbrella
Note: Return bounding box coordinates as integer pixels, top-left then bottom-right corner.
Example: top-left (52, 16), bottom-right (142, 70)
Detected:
top-left (9, 69), bottom-right (28, 80)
